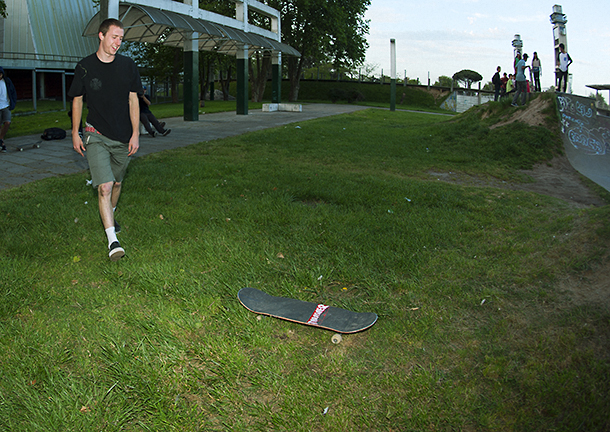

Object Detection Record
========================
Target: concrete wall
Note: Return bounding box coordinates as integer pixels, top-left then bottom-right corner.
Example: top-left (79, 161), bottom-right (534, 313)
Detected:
top-left (440, 91), bottom-right (495, 113)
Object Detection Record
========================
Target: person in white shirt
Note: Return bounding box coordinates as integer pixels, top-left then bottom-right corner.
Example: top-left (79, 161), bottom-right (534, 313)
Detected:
top-left (556, 44), bottom-right (572, 93)
top-left (0, 66), bottom-right (17, 152)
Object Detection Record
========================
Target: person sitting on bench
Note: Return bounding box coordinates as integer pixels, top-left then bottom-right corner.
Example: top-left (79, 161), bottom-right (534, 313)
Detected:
top-left (139, 86), bottom-right (170, 137)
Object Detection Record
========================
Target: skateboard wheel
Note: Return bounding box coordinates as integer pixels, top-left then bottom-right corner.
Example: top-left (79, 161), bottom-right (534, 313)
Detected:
top-left (331, 334), bottom-right (342, 344)
top-left (34, 144), bottom-right (40, 148)
top-left (19, 147), bottom-right (24, 151)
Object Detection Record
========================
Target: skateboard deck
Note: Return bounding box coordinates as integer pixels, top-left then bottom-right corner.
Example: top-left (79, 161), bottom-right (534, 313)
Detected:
top-left (15, 142), bottom-right (41, 151)
top-left (238, 287), bottom-right (377, 334)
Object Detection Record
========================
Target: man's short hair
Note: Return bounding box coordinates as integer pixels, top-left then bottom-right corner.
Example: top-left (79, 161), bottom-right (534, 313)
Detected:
top-left (98, 18), bottom-right (124, 36)
top-left (559, 43), bottom-right (565, 50)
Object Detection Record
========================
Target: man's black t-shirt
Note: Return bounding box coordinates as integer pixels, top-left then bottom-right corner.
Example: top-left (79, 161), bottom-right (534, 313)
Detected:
top-left (69, 53), bottom-right (142, 143)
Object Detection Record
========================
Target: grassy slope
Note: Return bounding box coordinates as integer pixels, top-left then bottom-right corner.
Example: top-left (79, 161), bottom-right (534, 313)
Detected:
top-left (1, 96), bottom-right (609, 431)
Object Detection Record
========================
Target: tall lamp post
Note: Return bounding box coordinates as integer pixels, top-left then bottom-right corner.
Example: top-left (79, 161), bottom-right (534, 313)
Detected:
top-left (511, 34), bottom-right (523, 70)
top-left (390, 39), bottom-right (396, 112)
top-left (550, 4), bottom-right (569, 92)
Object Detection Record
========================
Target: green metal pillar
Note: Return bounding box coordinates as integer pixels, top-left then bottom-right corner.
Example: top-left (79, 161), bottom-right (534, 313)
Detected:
top-left (390, 38), bottom-right (396, 112)
top-left (271, 52), bottom-right (281, 103)
top-left (183, 34), bottom-right (199, 121)
top-left (236, 45), bottom-right (249, 115)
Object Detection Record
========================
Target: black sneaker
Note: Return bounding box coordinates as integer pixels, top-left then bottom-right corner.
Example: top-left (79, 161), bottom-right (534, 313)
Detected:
top-left (1, 145), bottom-right (6, 153)
top-left (114, 220), bottom-right (121, 234)
top-left (159, 122), bottom-right (166, 129)
top-left (109, 241), bottom-right (125, 261)
top-left (162, 129), bottom-right (171, 136)
top-left (149, 131), bottom-right (157, 137)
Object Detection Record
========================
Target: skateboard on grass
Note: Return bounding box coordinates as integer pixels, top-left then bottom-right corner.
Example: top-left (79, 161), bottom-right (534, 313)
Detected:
top-left (238, 287), bottom-right (378, 343)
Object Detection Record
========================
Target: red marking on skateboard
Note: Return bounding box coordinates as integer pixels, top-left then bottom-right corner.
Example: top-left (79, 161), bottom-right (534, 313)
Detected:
top-left (307, 304), bottom-right (329, 325)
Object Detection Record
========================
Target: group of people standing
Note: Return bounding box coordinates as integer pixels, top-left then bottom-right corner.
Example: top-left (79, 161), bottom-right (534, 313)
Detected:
top-left (491, 52), bottom-right (543, 104)
top-left (492, 43), bottom-right (572, 106)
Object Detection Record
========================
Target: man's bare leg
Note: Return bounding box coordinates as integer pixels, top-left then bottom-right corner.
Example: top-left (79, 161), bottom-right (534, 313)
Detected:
top-left (99, 181), bottom-right (125, 260)
top-left (111, 182), bottom-right (122, 209)
top-left (98, 181), bottom-right (115, 230)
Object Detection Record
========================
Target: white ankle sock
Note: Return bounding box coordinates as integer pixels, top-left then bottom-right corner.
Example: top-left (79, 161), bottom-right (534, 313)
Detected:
top-left (105, 226), bottom-right (118, 248)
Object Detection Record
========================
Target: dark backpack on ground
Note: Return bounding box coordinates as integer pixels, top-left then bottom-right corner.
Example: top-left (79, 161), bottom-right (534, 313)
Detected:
top-left (41, 127), bottom-right (67, 140)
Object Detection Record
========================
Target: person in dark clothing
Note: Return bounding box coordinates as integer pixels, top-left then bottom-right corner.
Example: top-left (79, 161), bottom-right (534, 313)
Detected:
top-left (139, 86), bottom-right (171, 137)
top-left (0, 66), bottom-right (17, 152)
top-left (492, 66), bottom-right (502, 101)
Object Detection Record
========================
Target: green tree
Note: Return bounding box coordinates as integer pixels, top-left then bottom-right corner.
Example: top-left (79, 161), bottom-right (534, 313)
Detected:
top-left (589, 92), bottom-right (609, 109)
top-left (268, 0), bottom-right (371, 101)
top-left (434, 75), bottom-right (453, 88)
top-left (127, 40), bottom-right (183, 103)
top-left (452, 69), bottom-right (482, 89)
top-left (0, 0), bottom-right (7, 18)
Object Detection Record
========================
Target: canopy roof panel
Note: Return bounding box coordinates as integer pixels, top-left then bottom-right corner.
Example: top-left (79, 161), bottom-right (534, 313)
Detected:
top-left (587, 84), bottom-right (610, 91)
top-left (83, 3), bottom-right (300, 57)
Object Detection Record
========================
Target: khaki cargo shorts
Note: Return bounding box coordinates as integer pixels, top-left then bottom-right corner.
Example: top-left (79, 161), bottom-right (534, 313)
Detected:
top-left (84, 126), bottom-right (130, 188)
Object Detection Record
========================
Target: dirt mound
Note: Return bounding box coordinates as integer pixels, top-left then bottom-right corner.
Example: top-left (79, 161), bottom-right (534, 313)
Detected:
top-left (490, 96), bottom-right (551, 129)
top-left (431, 96), bottom-right (610, 307)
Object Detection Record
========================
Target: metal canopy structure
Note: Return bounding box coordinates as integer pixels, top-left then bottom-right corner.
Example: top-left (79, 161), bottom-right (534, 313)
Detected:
top-left (82, 2), bottom-right (300, 58)
top-left (586, 85), bottom-right (610, 92)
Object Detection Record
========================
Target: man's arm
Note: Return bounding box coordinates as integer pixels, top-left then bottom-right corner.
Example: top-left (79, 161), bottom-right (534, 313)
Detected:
top-left (71, 96), bottom-right (86, 157)
top-left (128, 91), bottom-right (140, 156)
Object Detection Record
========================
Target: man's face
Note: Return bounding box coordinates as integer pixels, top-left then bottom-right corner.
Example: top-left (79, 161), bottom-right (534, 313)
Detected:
top-left (99, 25), bottom-right (124, 57)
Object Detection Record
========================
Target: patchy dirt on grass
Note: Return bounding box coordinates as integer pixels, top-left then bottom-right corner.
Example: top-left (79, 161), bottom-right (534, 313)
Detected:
top-left (489, 95), bottom-right (551, 129)
top-left (428, 154), bottom-right (606, 209)
top-left (429, 97), bottom-right (610, 307)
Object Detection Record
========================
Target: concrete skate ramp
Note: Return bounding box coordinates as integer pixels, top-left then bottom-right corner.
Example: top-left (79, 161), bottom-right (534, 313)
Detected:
top-left (556, 93), bottom-right (610, 192)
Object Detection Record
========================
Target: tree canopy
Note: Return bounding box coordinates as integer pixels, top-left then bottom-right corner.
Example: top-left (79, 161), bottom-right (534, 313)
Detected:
top-left (119, 0), bottom-right (371, 103)
top-left (434, 75), bottom-right (453, 88)
top-left (267, 0), bottom-right (371, 101)
top-left (452, 69), bottom-right (483, 89)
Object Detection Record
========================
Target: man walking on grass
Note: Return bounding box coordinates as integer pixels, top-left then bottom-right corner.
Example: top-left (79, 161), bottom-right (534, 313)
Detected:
top-left (69, 18), bottom-right (143, 261)
top-left (511, 53), bottom-right (530, 107)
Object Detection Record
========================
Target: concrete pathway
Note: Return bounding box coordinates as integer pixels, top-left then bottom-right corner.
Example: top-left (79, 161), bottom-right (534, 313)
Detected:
top-left (0, 104), bottom-right (368, 191)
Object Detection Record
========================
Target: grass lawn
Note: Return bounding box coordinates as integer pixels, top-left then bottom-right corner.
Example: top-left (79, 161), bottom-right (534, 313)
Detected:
top-left (1, 96), bottom-right (609, 431)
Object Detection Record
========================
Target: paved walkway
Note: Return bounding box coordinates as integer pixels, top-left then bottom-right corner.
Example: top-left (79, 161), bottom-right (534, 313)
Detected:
top-left (0, 104), bottom-right (368, 191)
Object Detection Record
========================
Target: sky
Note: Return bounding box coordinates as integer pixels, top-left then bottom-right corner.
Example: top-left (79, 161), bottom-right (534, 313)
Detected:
top-left (363, 0), bottom-right (610, 97)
